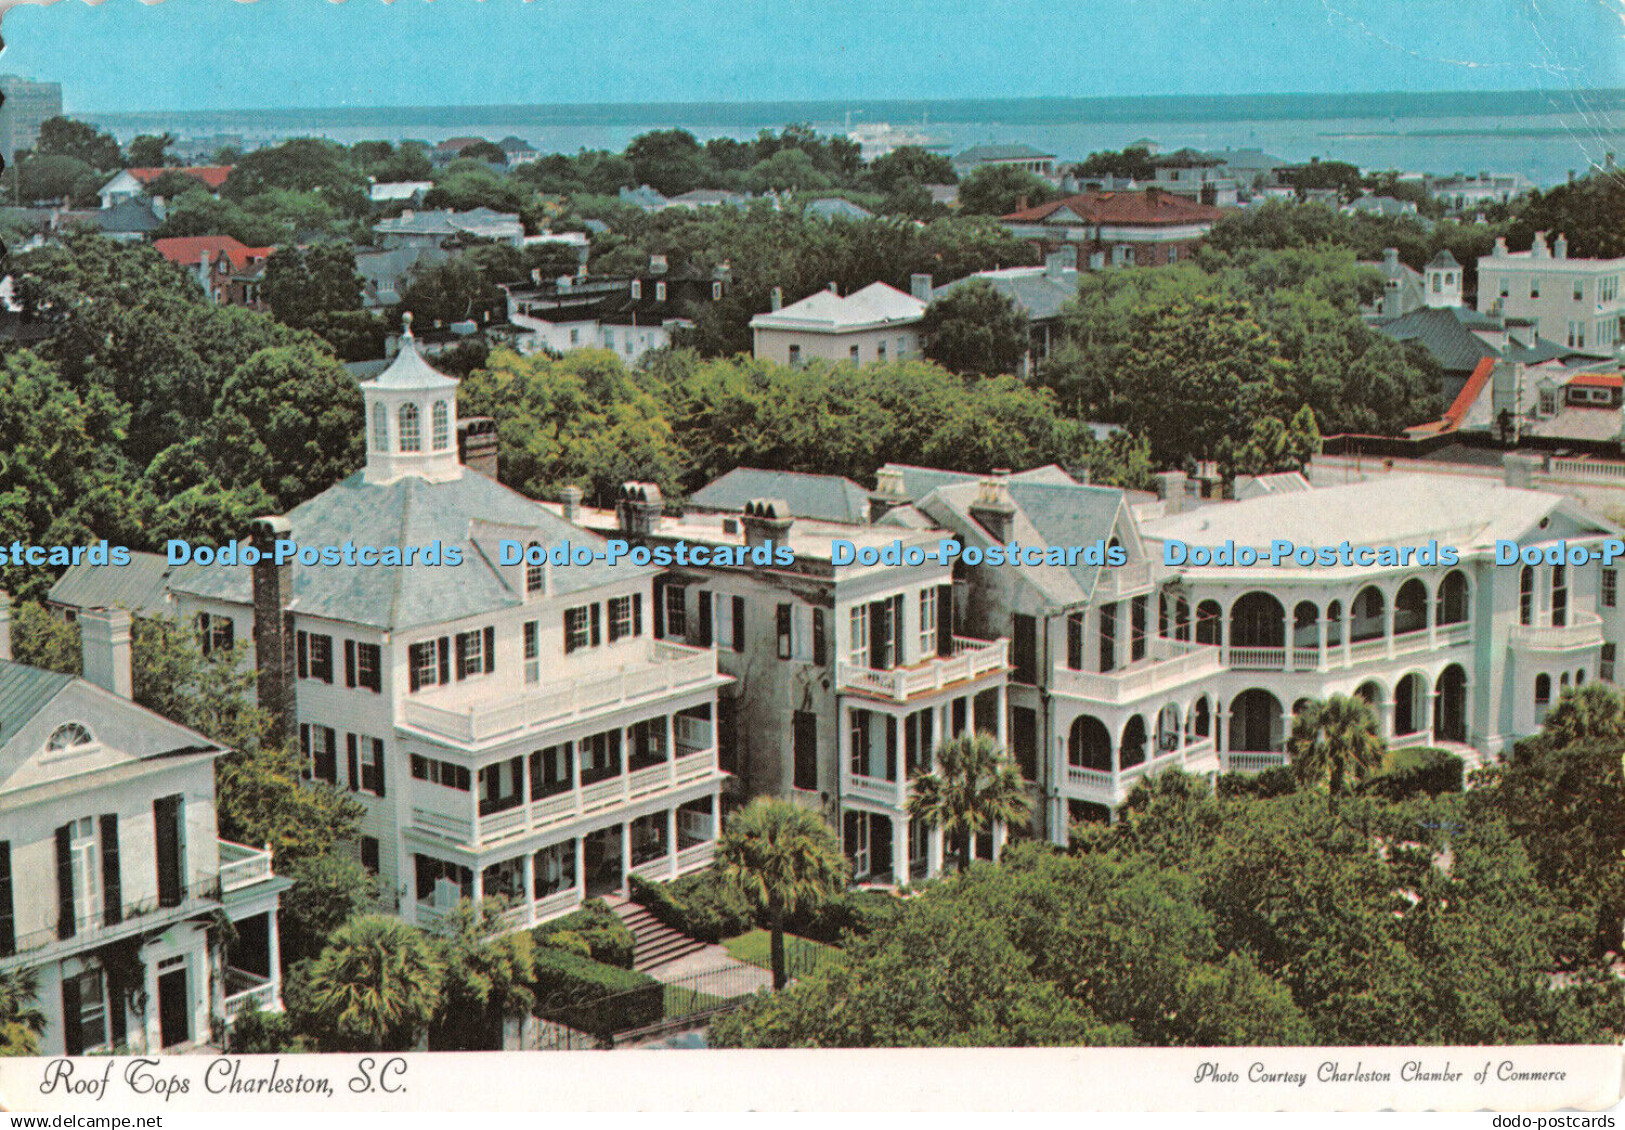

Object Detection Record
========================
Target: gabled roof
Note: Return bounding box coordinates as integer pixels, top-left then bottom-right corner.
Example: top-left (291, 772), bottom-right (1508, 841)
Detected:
top-left (690, 468), bottom-right (872, 525)
top-left (48, 551), bottom-right (174, 619)
top-left (168, 469), bottom-right (649, 631)
top-left (153, 235), bottom-right (274, 273)
top-left (1002, 190), bottom-right (1222, 226)
top-left (749, 281), bottom-right (925, 333)
top-left (954, 143), bottom-right (1056, 164)
top-left (805, 198), bottom-right (874, 221)
top-left (1373, 306), bottom-right (1499, 374)
top-left (932, 266), bottom-right (1083, 322)
top-left (876, 463), bottom-right (1077, 503)
top-left (122, 165), bottom-right (233, 191)
top-left (77, 197), bottom-right (162, 235)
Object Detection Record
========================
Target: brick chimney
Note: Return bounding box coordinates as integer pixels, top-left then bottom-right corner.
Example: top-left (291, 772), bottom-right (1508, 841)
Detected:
top-left (910, 273), bottom-right (934, 302)
top-left (80, 607), bottom-right (133, 700)
top-left (457, 417), bottom-right (499, 478)
top-left (251, 515), bottom-right (297, 741)
top-left (770, 287), bottom-right (783, 312)
top-left (560, 485), bottom-right (583, 524)
top-left (616, 482), bottom-right (663, 536)
top-left (869, 468), bottom-right (909, 523)
top-left (1153, 470), bottom-right (1188, 515)
top-left (969, 471), bottom-right (1017, 543)
top-left (741, 499), bottom-right (793, 549)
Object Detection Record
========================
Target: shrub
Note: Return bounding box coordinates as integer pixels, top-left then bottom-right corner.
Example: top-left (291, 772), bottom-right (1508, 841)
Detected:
top-left (538, 929), bottom-right (592, 960)
top-left (227, 1005), bottom-right (303, 1053)
top-left (528, 947), bottom-right (663, 1037)
top-left (629, 869), bottom-right (754, 943)
top-left (1360, 747), bottom-right (1465, 801)
top-left (531, 898), bottom-right (636, 968)
top-left (786, 889), bottom-right (904, 945)
top-left (1217, 765), bottom-right (1299, 799)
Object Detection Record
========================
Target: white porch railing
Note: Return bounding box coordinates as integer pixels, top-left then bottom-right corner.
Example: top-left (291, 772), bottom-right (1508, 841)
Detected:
top-left (533, 888), bottom-right (581, 922)
top-left (218, 841), bottom-right (274, 894)
top-left (837, 637), bottom-right (1008, 702)
top-left (1390, 729), bottom-right (1434, 750)
top-left (1067, 765), bottom-right (1112, 791)
top-left (223, 974), bottom-right (277, 1024)
top-left (844, 772), bottom-right (904, 807)
top-left (676, 841), bottom-right (716, 874)
top-left (1226, 751), bottom-right (1288, 773)
top-left (1227, 646), bottom-right (1286, 671)
top-left (1053, 641), bottom-right (1222, 704)
top-left (401, 641), bottom-right (718, 745)
top-left (1510, 610), bottom-right (1604, 651)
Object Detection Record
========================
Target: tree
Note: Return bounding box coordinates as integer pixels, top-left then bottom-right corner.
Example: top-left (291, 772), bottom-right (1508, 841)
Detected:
top-left (276, 852), bottom-right (379, 967)
top-left (957, 165), bottom-right (1059, 216)
top-left (0, 968), bottom-right (46, 1056)
top-left (125, 133), bottom-right (177, 168)
top-left (1534, 683), bottom-right (1625, 750)
top-left (906, 732), bottom-right (1030, 873)
top-left (35, 116), bottom-right (122, 170)
top-left (1286, 695), bottom-right (1387, 812)
top-left (400, 259), bottom-right (506, 330)
top-left (300, 916), bottom-right (444, 1051)
top-left (16, 155), bottom-right (102, 207)
top-left (920, 280), bottom-right (1030, 377)
top-left (716, 798), bottom-right (848, 989)
top-left (1508, 172), bottom-right (1625, 260)
top-left (625, 129), bottom-right (707, 197)
top-left (1072, 146), bottom-right (1157, 181)
top-left (452, 139), bottom-right (508, 166)
top-left (869, 146), bottom-right (957, 193)
top-left (10, 601), bottom-right (81, 675)
top-left (429, 903), bottom-right (536, 1050)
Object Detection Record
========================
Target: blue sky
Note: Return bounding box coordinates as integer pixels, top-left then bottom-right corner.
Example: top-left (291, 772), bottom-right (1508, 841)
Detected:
top-left (2, 0), bottom-right (1621, 111)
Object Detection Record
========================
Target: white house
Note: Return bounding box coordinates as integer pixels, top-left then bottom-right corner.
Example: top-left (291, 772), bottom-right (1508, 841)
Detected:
top-left (167, 322), bottom-right (729, 932)
top-left (0, 606), bottom-right (285, 1055)
top-left (749, 282), bottom-right (925, 368)
top-left (1478, 233), bottom-right (1625, 355)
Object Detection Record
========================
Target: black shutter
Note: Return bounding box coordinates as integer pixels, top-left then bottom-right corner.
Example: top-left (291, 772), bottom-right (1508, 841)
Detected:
top-left (632, 594), bottom-right (643, 637)
top-left (1067, 612), bottom-right (1084, 670)
top-left (408, 645), bottom-right (422, 692)
top-left (484, 626), bottom-right (496, 673)
top-left (697, 591), bottom-right (713, 646)
top-left (345, 640), bottom-right (356, 688)
top-left (197, 612), bottom-right (211, 653)
top-left (590, 604), bottom-right (602, 647)
top-left (652, 582), bottom-right (665, 638)
top-left (347, 733), bottom-right (359, 792)
top-left (321, 727), bottom-right (338, 784)
top-left (1013, 614), bottom-right (1038, 684)
top-left (793, 711), bottom-right (817, 791)
top-left (374, 739), bottom-right (387, 798)
top-left (99, 815), bottom-right (121, 926)
top-left (732, 596), bottom-right (746, 653)
top-left (455, 633), bottom-right (469, 681)
top-left (220, 619), bottom-right (234, 651)
top-left (55, 825), bottom-right (74, 940)
top-left (937, 584), bottom-right (954, 657)
top-left (154, 796), bottom-right (182, 909)
top-left (869, 601), bottom-right (888, 670)
top-left (438, 637), bottom-right (451, 685)
top-left (893, 595), bottom-right (905, 661)
top-left (813, 608), bottom-right (828, 666)
top-left (564, 611), bottom-right (577, 655)
top-left (0, 842), bottom-right (13, 958)
top-left (885, 716), bottom-right (898, 781)
top-left (776, 603), bottom-right (792, 659)
top-left (296, 631), bottom-right (308, 679)
top-left (61, 976), bottom-right (83, 1057)
top-left (415, 855), bottom-right (434, 902)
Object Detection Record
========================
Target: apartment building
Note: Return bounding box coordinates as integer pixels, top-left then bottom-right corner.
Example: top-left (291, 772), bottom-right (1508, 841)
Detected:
top-left (0, 606), bottom-right (285, 1056)
top-left (167, 324), bottom-right (729, 932)
top-left (0, 74), bottom-right (62, 161)
top-left (1478, 233), bottom-right (1625, 355)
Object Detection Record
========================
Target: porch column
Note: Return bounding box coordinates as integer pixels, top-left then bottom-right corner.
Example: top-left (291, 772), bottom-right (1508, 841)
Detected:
top-left (994, 684), bottom-right (1008, 748)
top-left (1427, 587), bottom-right (1438, 649)
top-left (837, 701), bottom-right (851, 785)
top-left (473, 865), bottom-right (485, 908)
top-left (928, 824), bottom-right (946, 874)
top-left (1316, 608), bottom-right (1328, 668)
top-left (1379, 700), bottom-right (1396, 739)
top-left (666, 808), bottom-right (679, 879)
top-left (520, 852), bottom-right (534, 924)
top-left (891, 815), bottom-right (908, 886)
top-left (267, 907), bottom-right (283, 994)
top-left (1383, 599), bottom-right (1396, 659)
top-left (571, 740), bottom-right (583, 804)
top-left (574, 835), bottom-right (587, 902)
top-left (1049, 794), bottom-right (1068, 848)
top-left (519, 754), bottom-right (532, 834)
top-left (1341, 603), bottom-right (1354, 667)
top-left (991, 820), bottom-right (1007, 862)
top-left (665, 713), bottom-right (677, 781)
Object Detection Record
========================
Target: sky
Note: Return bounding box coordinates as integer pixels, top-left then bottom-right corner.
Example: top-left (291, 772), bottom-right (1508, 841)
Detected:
top-left (0, 0), bottom-right (1620, 112)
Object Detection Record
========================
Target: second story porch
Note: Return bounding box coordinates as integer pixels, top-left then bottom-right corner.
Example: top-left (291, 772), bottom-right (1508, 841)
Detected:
top-left (837, 636), bottom-right (1008, 703)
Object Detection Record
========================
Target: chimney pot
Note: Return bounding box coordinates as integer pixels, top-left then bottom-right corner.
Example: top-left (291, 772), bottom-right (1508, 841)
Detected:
top-left (616, 482), bottom-right (664, 536)
top-left (770, 286), bottom-right (783, 312)
top-left (80, 607), bottom-right (133, 700)
top-left (741, 498), bottom-right (794, 549)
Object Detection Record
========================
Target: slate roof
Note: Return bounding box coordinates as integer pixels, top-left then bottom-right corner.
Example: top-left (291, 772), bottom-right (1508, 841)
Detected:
top-left (877, 463), bottom-right (1077, 503)
top-left (167, 469), bottom-right (649, 631)
top-left (48, 551), bottom-right (174, 619)
top-left (0, 664), bottom-right (73, 746)
top-left (749, 281), bottom-right (924, 332)
top-left (690, 468), bottom-right (872, 525)
top-left (1427, 249), bottom-right (1462, 269)
top-left (931, 266), bottom-right (1084, 322)
top-left (81, 197), bottom-right (162, 235)
top-left (954, 144), bottom-right (1056, 164)
top-left (1372, 306), bottom-right (1500, 374)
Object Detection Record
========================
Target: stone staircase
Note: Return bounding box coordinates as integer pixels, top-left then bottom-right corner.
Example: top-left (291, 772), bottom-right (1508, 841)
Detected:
top-left (606, 895), bottom-right (709, 971)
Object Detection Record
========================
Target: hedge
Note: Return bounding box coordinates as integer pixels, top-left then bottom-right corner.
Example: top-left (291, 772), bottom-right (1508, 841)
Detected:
top-left (629, 870), bottom-right (754, 943)
top-left (528, 947), bottom-right (663, 1037)
top-left (531, 898), bottom-right (636, 968)
top-left (1360, 747), bottom-right (1465, 800)
top-left (1216, 765), bottom-right (1299, 799)
top-left (785, 889), bottom-right (904, 945)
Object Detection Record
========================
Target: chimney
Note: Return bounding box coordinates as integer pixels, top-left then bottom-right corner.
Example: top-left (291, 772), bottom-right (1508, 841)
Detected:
top-left (1383, 247), bottom-right (1400, 270)
top-left (771, 286), bottom-right (783, 312)
top-left (251, 515), bottom-right (297, 741)
top-left (1554, 233), bottom-right (1568, 260)
top-left (616, 482), bottom-right (663, 537)
top-left (80, 607), bottom-right (133, 700)
top-left (827, 281), bottom-right (839, 295)
top-left (741, 499), bottom-right (793, 549)
top-left (869, 468), bottom-right (909, 522)
top-left (1502, 451), bottom-right (1543, 490)
top-left (0, 592), bottom-right (11, 662)
top-left (1493, 236), bottom-right (1507, 258)
top-left (969, 472), bottom-right (1017, 543)
top-left (456, 417), bottom-right (498, 478)
top-left (910, 273), bottom-right (934, 302)
top-left (1532, 231), bottom-right (1550, 259)
top-left (560, 485), bottom-right (583, 523)
top-left (1045, 245), bottom-right (1077, 279)
top-left (1152, 470), bottom-right (1188, 515)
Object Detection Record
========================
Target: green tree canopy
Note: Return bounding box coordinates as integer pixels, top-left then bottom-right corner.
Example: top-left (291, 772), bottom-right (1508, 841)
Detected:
top-left (906, 732), bottom-right (1030, 873)
top-left (300, 916), bottom-right (445, 1051)
top-left (957, 164), bottom-right (1060, 216)
top-left (35, 116), bottom-right (121, 171)
top-left (920, 280), bottom-right (1030, 378)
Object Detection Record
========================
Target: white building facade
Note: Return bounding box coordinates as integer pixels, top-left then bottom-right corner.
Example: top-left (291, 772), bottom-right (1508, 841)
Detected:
top-left (1478, 233), bottom-right (1625, 354)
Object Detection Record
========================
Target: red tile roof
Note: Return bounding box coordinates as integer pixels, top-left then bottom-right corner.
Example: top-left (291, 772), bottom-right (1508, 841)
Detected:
top-left (1416, 355), bottom-right (1498, 436)
top-left (1567, 372), bottom-right (1623, 389)
top-left (153, 235), bottom-right (274, 273)
top-left (127, 166), bottom-right (233, 191)
top-left (1002, 189), bottom-right (1224, 226)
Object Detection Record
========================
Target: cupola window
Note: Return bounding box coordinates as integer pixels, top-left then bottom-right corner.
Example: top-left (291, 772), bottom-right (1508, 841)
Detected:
top-left (432, 401), bottom-right (450, 450)
top-left (400, 403), bottom-right (421, 452)
top-left (372, 403), bottom-right (388, 451)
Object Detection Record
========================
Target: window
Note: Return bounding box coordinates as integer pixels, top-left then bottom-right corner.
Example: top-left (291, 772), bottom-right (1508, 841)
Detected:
top-left (456, 627), bottom-right (495, 679)
top-left (877, 341), bottom-right (887, 363)
top-left (1574, 280), bottom-right (1586, 302)
top-left (897, 336), bottom-right (908, 357)
top-left (524, 620), bottom-right (540, 684)
top-left (579, 730), bottom-right (622, 784)
top-left (432, 401), bottom-right (450, 450)
top-left (46, 723), bottom-right (93, 752)
top-left (1519, 566), bottom-right (1534, 626)
top-left (1606, 569), bottom-right (1618, 609)
top-left (1530, 277), bottom-right (1541, 299)
top-left (848, 606), bottom-right (869, 668)
top-left (569, 328), bottom-right (580, 346)
top-left (1603, 643), bottom-right (1616, 683)
top-left (530, 742), bottom-right (572, 799)
top-left (603, 329), bottom-right (615, 348)
top-left (664, 586), bottom-right (687, 638)
top-left (359, 737), bottom-right (385, 796)
top-left (564, 604), bottom-right (600, 653)
top-left (849, 344), bottom-right (861, 366)
top-left (918, 588), bottom-right (937, 658)
top-left (410, 754), bottom-right (470, 791)
top-left (792, 711), bottom-right (817, 791)
top-left (1099, 602), bottom-right (1117, 672)
top-left (1539, 388), bottom-right (1557, 416)
top-left (526, 543), bottom-right (544, 593)
top-left (608, 595), bottom-right (641, 642)
top-left (1499, 277), bottom-right (1509, 298)
top-left (66, 970), bottom-right (108, 1055)
top-left (300, 724), bottom-right (338, 784)
top-left (409, 638), bottom-right (449, 691)
top-left (347, 642), bottom-right (381, 692)
top-left (777, 603), bottom-right (794, 660)
top-left (716, 595), bottom-right (745, 653)
top-left (1568, 321), bottom-right (1587, 349)
top-left (1535, 673), bottom-right (1551, 708)
top-left (712, 281), bottom-right (723, 301)
top-left (631, 280), bottom-right (641, 300)
top-left (298, 631), bottom-right (334, 683)
top-left (360, 837), bottom-right (380, 875)
top-left (199, 613), bottom-right (234, 656)
top-left (399, 403), bottom-right (421, 452)
top-left (534, 841), bottom-right (577, 897)
top-left (1131, 596), bottom-right (1148, 662)
top-left (812, 608), bottom-right (828, 666)
top-left (655, 282), bottom-right (667, 302)
top-left (372, 403), bottom-right (388, 450)
top-left (787, 344), bottom-right (802, 367)
top-left (1552, 563), bottom-right (1568, 627)
top-left (0, 843), bottom-right (12, 958)
top-left (1066, 610), bottom-right (1085, 670)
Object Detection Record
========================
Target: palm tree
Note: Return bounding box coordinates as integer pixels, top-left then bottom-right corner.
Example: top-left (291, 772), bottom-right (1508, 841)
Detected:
top-left (1539, 683), bottom-right (1625, 749)
top-left (905, 731), bottom-right (1029, 874)
top-left (0, 967), bottom-right (46, 1056)
top-left (717, 797), bottom-right (848, 990)
top-left (302, 915), bottom-right (445, 1051)
top-left (1287, 694), bottom-right (1386, 812)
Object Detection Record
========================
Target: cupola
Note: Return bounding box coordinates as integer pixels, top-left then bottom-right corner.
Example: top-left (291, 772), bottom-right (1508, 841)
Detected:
top-left (361, 313), bottom-right (463, 485)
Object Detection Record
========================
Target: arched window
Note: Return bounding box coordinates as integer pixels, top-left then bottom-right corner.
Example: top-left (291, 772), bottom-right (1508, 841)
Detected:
top-left (1535, 673), bottom-right (1551, 708)
top-left (1436, 570), bottom-right (1470, 625)
top-left (526, 542), bottom-right (544, 593)
top-left (432, 401), bottom-right (450, 450)
top-left (46, 723), bottom-right (93, 752)
top-left (399, 403), bottom-right (421, 452)
top-left (372, 403), bottom-right (388, 451)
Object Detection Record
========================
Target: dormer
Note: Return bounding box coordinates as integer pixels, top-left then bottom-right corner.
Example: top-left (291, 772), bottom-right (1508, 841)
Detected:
top-left (361, 313), bottom-right (463, 485)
